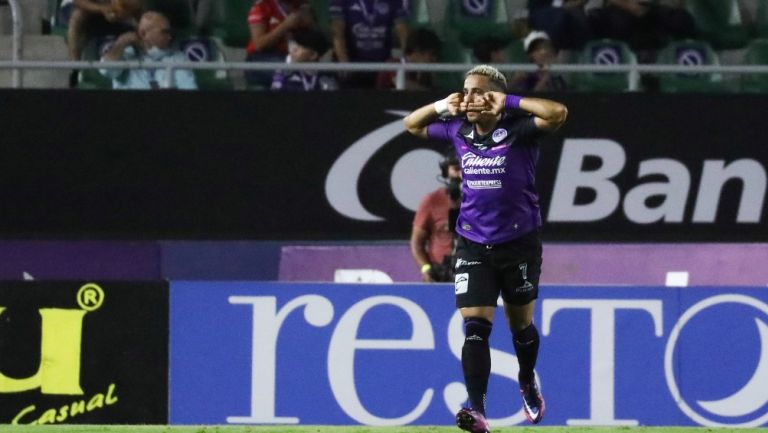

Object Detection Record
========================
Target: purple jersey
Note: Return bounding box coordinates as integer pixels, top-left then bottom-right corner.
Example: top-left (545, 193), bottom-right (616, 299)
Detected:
top-left (329, 0), bottom-right (408, 62)
top-left (428, 114), bottom-right (544, 244)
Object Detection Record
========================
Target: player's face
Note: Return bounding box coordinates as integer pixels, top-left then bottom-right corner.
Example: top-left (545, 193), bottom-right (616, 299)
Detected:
top-left (463, 74), bottom-right (494, 123)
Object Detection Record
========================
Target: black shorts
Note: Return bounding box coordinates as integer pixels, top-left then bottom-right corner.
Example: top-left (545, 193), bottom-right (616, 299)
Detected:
top-left (453, 231), bottom-right (542, 308)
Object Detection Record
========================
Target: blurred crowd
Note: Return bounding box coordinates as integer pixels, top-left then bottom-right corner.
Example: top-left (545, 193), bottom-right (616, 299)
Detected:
top-left (3, 0), bottom-right (767, 91)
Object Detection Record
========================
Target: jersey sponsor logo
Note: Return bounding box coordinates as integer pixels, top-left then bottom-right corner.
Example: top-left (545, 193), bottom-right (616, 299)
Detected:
top-left (461, 153), bottom-right (506, 168)
top-left (467, 179), bottom-right (502, 190)
top-left (454, 273), bottom-right (469, 294)
top-left (492, 129), bottom-right (508, 143)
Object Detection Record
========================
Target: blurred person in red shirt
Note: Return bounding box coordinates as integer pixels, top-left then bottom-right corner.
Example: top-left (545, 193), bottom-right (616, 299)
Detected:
top-left (410, 151), bottom-right (462, 282)
top-left (245, 0), bottom-right (316, 88)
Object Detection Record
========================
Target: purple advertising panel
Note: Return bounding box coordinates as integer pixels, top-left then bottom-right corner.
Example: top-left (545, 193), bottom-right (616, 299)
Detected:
top-left (279, 243), bottom-right (768, 286)
top-left (161, 241), bottom-right (280, 281)
top-left (0, 242), bottom-right (160, 280)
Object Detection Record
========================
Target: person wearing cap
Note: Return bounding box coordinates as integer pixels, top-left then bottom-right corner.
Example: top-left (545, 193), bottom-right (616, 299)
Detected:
top-left (271, 29), bottom-right (339, 91)
top-left (509, 30), bottom-right (567, 92)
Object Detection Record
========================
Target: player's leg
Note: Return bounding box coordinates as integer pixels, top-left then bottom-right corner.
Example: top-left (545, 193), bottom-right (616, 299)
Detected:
top-left (454, 237), bottom-right (498, 433)
top-left (499, 232), bottom-right (545, 424)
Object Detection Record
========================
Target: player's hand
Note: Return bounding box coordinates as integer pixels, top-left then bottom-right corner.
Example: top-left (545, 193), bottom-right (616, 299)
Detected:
top-left (479, 91), bottom-right (507, 116)
top-left (421, 271), bottom-right (435, 283)
top-left (445, 92), bottom-right (464, 116)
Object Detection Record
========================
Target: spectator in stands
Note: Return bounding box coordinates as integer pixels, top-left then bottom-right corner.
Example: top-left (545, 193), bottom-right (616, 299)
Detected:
top-left (245, 0), bottom-right (316, 88)
top-left (100, 11), bottom-right (197, 90)
top-left (61, 0), bottom-right (144, 60)
top-left (509, 31), bottom-right (567, 92)
top-left (528, 0), bottom-right (593, 51)
top-left (588, 0), bottom-right (697, 60)
top-left (410, 151), bottom-right (461, 283)
top-left (472, 36), bottom-right (512, 64)
top-left (376, 27), bottom-right (442, 90)
top-left (271, 29), bottom-right (338, 91)
top-left (330, 0), bottom-right (410, 89)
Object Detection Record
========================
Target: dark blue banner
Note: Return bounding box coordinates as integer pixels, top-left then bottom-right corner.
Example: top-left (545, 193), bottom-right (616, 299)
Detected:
top-left (169, 282), bottom-right (768, 427)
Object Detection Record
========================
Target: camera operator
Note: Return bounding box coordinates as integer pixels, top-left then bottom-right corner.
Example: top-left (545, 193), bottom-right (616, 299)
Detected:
top-left (410, 151), bottom-right (462, 282)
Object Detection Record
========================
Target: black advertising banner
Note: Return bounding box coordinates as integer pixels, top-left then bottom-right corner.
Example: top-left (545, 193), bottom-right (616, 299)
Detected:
top-left (0, 90), bottom-right (766, 241)
top-left (0, 281), bottom-right (168, 424)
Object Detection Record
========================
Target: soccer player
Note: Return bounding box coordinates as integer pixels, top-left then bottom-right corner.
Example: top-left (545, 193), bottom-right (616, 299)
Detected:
top-left (403, 65), bottom-right (567, 432)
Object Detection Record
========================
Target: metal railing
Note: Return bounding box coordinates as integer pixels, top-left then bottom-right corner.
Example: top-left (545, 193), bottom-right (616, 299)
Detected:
top-left (4, 59), bottom-right (768, 89)
top-left (6, 0), bottom-right (23, 87)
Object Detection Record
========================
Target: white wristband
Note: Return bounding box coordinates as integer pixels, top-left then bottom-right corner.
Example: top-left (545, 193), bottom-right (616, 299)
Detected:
top-left (433, 98), bottom-right (449, 115)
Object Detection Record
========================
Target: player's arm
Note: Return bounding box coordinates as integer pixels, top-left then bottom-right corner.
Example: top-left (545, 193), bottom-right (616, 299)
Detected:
top-left (330, 18), bottom-right (350, 62)
top-left (479, 92), bottom-right (568, 133)
top-left (410, 226), bottom-right (434, 282)
top-left (403, 93), bottom-right (463, 139)
top-left (520, 96), bottom-right (568, 132)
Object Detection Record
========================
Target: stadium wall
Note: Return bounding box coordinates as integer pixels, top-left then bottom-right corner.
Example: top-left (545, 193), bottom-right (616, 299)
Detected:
top-left (0, 90), bottom-right (765, 241)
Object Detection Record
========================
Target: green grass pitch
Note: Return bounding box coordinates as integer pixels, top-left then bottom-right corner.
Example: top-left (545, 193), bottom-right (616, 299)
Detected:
top-left (0, 427), bottom-right (765, 433)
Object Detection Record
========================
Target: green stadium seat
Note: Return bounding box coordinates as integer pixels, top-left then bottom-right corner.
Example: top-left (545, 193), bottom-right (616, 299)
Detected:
top-left (178, 37), bottom-right (233, 90)
top-left (433, 36), bottom-right (471, 92)
top-left (213, 0), bottom-right (253, 48)
top-left (740, 38), bottom-right (768, 93)
top-left (657, 39), bottom-right (724, 93)
top-left (444, 0), bottom-right (512, 47)
top-left (308, 0), bottom-right (331, 35)
top-left (686, 0), bottom-right (750, 50)
top-left (77, 36), bottom-right (114, 89)
top-left (408, 0), bottom-right (431, 26)
top-left (571, 39), bottom-right (638, 92)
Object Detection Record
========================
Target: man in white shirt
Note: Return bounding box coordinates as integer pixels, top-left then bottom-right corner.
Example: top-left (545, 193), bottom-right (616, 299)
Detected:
top-left (100, 11), bottom-right (197, 90)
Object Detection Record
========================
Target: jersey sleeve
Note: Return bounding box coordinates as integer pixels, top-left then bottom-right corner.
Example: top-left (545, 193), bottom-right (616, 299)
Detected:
top-left (427, 119), bottom-right (452, 141)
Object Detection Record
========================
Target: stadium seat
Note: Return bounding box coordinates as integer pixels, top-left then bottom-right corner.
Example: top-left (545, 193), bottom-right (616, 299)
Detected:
top-left (433, 36), bottom-right (471, 92)
top-left (213, 0), bottom-right (252, 48)
top-left (444, 0), bottom-right (512, 47)
top-left (740, 38), bottom-right (768, 93)
top-left (570, 39), bottom-right (639, 92)
top-left (656, 39), bottom-right (724, 93)
top-left (308, 0), bottom-right (331, 35)
top-left (686, 0), bottom-right (750, 50)
top-left (178, 36), bottom-right (233, 90)
top-left (77, 36), bottom-right (115, 89)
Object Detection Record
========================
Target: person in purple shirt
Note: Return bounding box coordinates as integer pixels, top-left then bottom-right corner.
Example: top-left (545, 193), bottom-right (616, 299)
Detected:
top-left (329, 0), bottom-right (409, 88)
top-left (404, 65), bottom-right (568, 432)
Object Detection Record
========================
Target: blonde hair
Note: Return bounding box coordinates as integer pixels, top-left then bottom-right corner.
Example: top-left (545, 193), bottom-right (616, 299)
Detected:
top-left (465, 64), bottom-right (507, 91)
